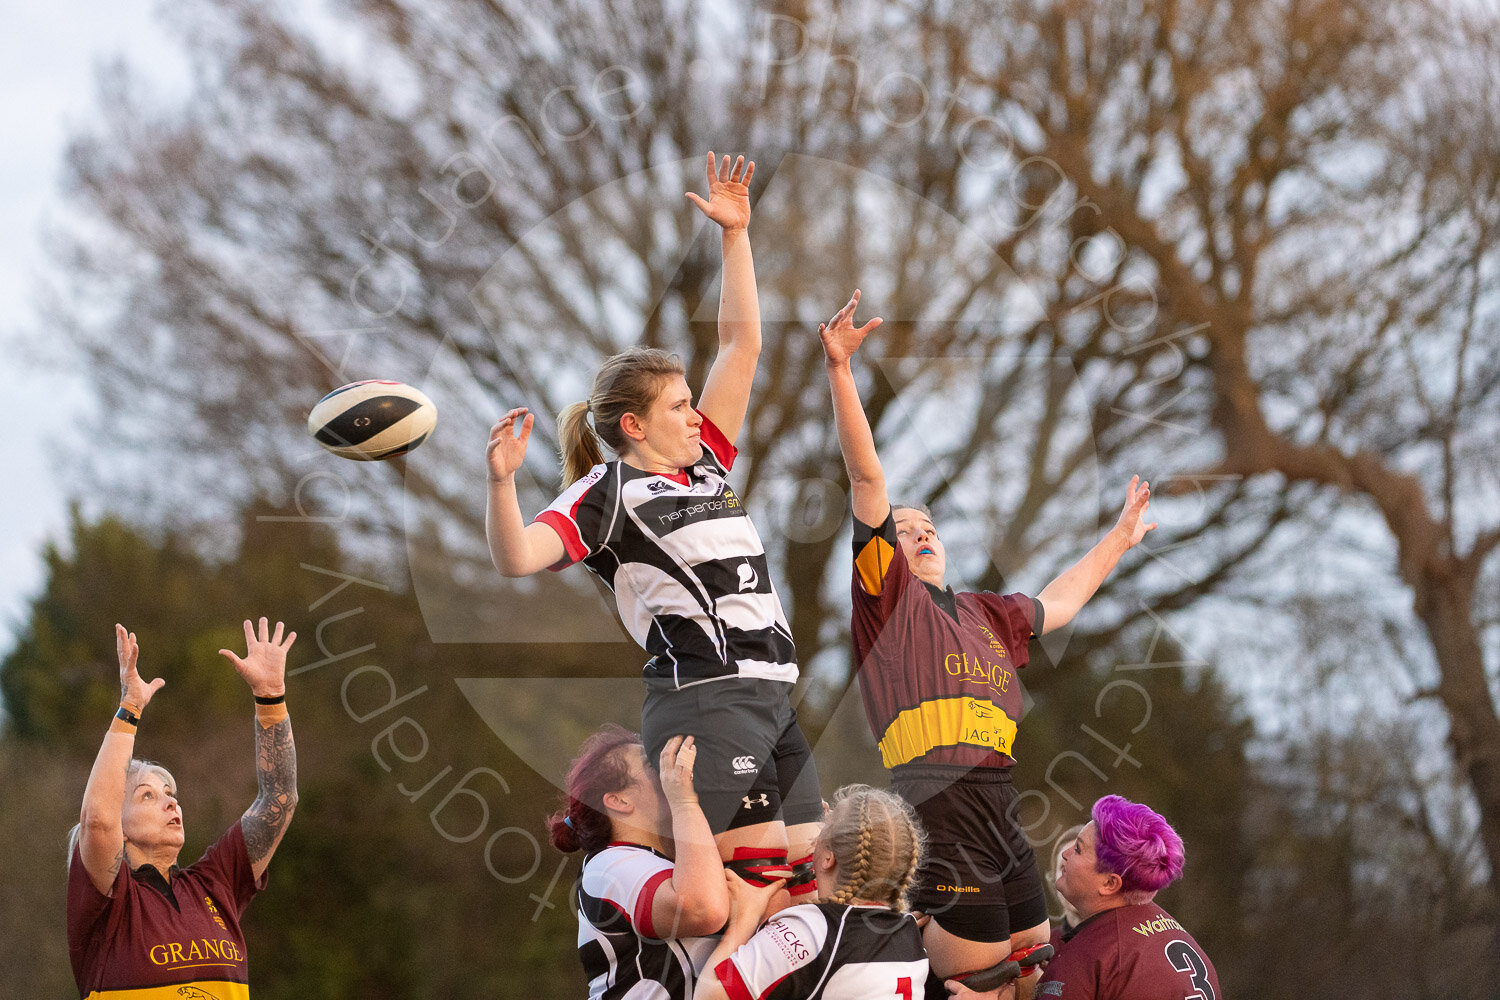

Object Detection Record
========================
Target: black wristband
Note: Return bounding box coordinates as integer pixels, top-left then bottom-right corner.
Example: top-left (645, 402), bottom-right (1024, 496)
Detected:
top-left (253, 693), bottom-right (287, 705)
top-left (115, 705), bottom-right (140, 726)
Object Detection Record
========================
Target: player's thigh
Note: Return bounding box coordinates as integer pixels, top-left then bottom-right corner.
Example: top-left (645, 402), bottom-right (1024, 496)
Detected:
top-left (643, 680), bottom-right (782, 832)
top-left (770, 705), bottom-right (823, 848)
top-left (922, 916), bottom-right (1009, 980)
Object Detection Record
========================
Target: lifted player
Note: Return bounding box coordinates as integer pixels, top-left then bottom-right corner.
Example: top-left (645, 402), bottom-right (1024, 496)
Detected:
top-left (818, 291), bottom-right (1155, 999)
top-left (488, 153), bottom-right (821, 900)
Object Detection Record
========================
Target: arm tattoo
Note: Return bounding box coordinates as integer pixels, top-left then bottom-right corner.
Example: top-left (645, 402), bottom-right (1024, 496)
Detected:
top-left (243, 717), bottom-right (297, 866)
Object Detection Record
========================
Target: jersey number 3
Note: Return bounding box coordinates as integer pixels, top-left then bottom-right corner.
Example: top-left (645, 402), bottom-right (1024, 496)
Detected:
top-left (1164, 940), bottom-right (1215, 1000)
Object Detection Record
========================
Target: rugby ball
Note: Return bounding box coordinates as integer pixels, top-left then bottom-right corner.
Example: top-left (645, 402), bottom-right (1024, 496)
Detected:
top-left (308, 380), bottom-right (437, 461)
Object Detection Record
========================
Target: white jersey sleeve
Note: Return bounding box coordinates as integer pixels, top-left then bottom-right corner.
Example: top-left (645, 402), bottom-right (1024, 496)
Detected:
top-left (578, 845), bottom-right (677, 939)
top-left (534, 463), bottom-right (614, 569)
top-left (715, 904), bottom-right (831, 1000)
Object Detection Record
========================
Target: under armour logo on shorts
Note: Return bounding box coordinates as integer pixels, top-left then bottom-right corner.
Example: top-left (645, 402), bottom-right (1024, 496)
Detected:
top-left (732, 755), bottom-right (757, 774)
top-left (742, 794), bottom-right (769, 809)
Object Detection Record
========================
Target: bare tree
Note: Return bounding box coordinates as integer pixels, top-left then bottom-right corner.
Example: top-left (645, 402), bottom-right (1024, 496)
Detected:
top-left (30, 0), bottom-right (1500, 984)
top-left (929, 0), bottom-right (1500, 953)
top-left (42, 0), bottom-right (1278, 689)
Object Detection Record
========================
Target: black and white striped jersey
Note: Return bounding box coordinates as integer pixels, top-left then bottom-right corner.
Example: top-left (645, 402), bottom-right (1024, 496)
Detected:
top-left (536, 414), bottom-right (797, 691)
top-left (576, 844), bottom-right (717, 1000)
top-left (713, 902), bottom-right (928, 1000)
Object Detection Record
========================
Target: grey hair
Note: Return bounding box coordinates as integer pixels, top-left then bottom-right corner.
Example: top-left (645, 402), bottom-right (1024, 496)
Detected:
top-left (66, 759), bottom-right (177, 869)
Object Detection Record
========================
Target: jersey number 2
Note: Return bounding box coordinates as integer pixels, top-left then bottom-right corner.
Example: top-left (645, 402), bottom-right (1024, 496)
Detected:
top-left (895, 976), bottom-right (912, 1000)
top-left (1164, 940), bottom-right (1215, 1000)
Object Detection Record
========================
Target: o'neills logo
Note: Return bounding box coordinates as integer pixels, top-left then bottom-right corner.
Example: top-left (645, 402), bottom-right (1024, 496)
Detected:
top-left (936, 884), bottom-right (980, 893)
top-left (149, 937), bottom-right (243, 966)
top-left (1131, 915), bottom-right (1184, 936)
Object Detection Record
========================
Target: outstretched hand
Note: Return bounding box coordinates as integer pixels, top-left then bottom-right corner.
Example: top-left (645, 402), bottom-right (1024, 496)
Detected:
top-left (1114, 476), bottom-right (1157, 546)
top-left (219, 618), bottom-right (297, 699)
top-left (684, 152), bottom-right (754, 231)
top-left (116, 624), bottom-right (165, 710)
top-left (487, 407), bottom-right (534, 483)
top-left (819, 289), bottom-right (883, 368)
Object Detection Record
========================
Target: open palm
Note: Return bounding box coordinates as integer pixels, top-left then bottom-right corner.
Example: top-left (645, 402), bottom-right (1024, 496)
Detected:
top-left (684, 151), bottom-right (754, 231)
top-left (819, 289), bottom-right (883, 367)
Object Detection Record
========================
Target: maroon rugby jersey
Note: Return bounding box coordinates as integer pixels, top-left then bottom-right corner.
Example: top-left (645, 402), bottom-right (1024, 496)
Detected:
top-left (1035, 902), bottom-right (1222, 1000)
top-left (68, 822), bottom-right (265, 999)
top-left (850, 513), bottom-right (1040, 769)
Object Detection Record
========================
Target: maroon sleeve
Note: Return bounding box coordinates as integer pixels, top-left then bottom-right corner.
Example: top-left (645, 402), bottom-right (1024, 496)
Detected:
top-left (850, 514), bottom-right (910, 660)
top-left (67, 840), bottom-right (126, 981)
top-left (188, 822), bottom-right (268, 917)
top-left (1034, 930), bottom-right (1104, 998)
top-left (970, 592), bottom-right (1041, 668)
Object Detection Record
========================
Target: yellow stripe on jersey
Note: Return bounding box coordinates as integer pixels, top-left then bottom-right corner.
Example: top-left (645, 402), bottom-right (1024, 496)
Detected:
top-left (878, 696), bottom-right (1019, 768)
top-left (85, 981), bottom-right (249, 999)
top-left (854, 534), bottom-right (896, 596)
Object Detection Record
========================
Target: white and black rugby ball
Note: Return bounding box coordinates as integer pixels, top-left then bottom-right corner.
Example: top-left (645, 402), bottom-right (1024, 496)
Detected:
top-left (308, 380), bottom-right (437, 461)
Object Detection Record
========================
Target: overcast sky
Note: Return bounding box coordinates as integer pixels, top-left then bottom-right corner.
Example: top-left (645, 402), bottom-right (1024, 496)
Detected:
top-left (0, 3), bottom-right (186, 648)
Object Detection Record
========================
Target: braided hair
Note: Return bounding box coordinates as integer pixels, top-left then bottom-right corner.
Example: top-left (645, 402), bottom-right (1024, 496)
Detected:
top-left (818, 785), bottom-right (926, 911)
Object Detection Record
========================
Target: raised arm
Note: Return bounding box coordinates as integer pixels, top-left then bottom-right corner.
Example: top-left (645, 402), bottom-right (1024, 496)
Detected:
top-left (486, 406), bottom-right (566, 577)
top-left (820, 290), bottom-right (891, 528)
top-left (647, 736), bottom-right (731, 938)
top-left (220, 618), bottom-right (299, 881)
top-left (693, 873), bottom-right (788, 1000)
top-left (1036, 477), bottom-right (1156, 634)
top-left (690, 152), bottom-right (761, 446)
top-left (78, 625), bottom-right (166, 894)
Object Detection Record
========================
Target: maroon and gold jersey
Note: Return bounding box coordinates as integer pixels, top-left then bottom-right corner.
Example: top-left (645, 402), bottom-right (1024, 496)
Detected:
top-left (1035, 902), bottom-right (1222, 1000)
top-left (850, 513), bottom-right (1041, 770)
top-left (68, 822), bottom-right (266, 999)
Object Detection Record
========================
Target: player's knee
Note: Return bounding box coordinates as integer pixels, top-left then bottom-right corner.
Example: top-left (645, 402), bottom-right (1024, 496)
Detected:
top-left (787, 852), bottom-right (816, 898)
top-left (724, 846), bottom-right (791, 887)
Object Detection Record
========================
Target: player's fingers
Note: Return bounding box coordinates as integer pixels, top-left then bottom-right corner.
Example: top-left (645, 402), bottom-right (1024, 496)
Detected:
top-left (282, 630), bottom-right (297, 649)
top-left (742, 160), bottom-right (754, 187)
top-left (271, 620), bottom-right (285, 645)
top-left (704, 150), bottom-right (716, 186)
top-left (684, 192), bottom-right (710, 214)
top-left (517, 412), bottom-right (535, 443)
top-left (219, 650), bottom-right (245, 669)
top-left (857, 317), bottom-right (883, 335)
top-left (258, 616), bottom-right (271, 643)
top-left (719, 153), bottom-right (731, 181)
top-left (731, 155), bottom-right (745, 182)
top-left (243, 618), bottom-right (256, 647)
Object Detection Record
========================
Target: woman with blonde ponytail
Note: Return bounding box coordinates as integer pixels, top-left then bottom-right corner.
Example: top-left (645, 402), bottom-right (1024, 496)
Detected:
top-left (695, 786), bottom-right (929, 1000)
top-left (485, 152), bottom-right (823, 899)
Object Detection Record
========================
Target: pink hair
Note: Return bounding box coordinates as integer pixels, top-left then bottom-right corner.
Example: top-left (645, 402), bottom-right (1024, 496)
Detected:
top-left (545, 724), bottom-right (642, 855)
top-left (1091, 794), bottom-right (1184, 895)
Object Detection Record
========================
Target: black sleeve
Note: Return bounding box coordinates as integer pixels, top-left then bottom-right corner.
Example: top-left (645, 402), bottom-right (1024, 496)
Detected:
top-left (851, 510), bottom-right (897, 557)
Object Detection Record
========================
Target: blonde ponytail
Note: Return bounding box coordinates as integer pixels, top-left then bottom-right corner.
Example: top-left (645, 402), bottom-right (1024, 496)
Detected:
top-left (558, 401), bottom-right (606, 488)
